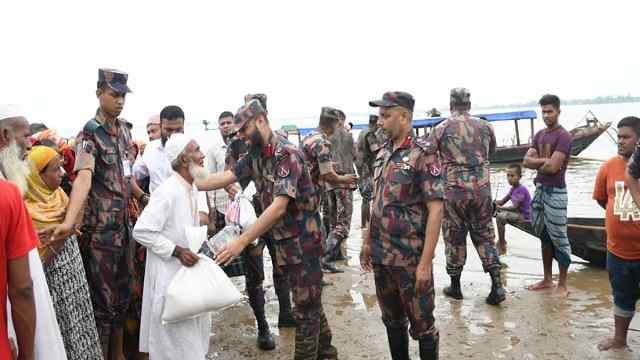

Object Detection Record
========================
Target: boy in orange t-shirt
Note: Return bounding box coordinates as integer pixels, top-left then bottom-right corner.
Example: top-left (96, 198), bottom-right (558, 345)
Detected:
top-left (593, 116), bottom-right (640, 351)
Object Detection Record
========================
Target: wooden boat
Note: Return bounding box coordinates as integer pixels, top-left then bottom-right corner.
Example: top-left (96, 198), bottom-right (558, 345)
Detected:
top-left (506, 217), bottom-right (606, 267)
top-left (411, 110), bottom-right (612, 163)
top-left (289, 110), bottom-right (611, 164)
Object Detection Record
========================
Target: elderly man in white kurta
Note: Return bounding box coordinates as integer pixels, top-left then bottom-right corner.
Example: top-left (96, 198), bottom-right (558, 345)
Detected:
top-left (133, 133), bottom-right (211, 359)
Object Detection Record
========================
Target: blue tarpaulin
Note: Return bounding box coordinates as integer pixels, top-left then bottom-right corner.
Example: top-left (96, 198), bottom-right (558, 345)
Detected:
top-left (294, 110), bottom-right (537, 136)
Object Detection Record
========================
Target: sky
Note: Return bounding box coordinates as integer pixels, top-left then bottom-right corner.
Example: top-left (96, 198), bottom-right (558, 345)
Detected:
top-left (1, 0), bottom-right (638, 139)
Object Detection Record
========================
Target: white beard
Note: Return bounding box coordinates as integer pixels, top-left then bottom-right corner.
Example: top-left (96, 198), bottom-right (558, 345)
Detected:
top-left (188, 162), bottom-right (209, 182)
top-left (0, 142), bottom-right (30, 196)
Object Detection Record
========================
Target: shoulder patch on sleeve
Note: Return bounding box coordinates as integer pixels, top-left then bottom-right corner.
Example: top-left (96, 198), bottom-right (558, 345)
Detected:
top-left (414, 136), bottom-right (437, 154)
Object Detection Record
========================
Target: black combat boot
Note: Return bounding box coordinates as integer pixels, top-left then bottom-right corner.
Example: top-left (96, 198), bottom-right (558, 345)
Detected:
top-left (386, 327), bottom-right (410, 360)
top-left (256, 313), bottom-right (276, 350)
top-left (486, 269), bottom-right (506, 305)
top-left (419, 335), bottom-right (439, 360)
top-left (443, 275), bottom-right (463, 300)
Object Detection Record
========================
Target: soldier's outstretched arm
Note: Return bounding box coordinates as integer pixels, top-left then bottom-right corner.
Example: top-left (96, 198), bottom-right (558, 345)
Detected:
top-left (196, 170), bottom-right (237, 191)
top-left (42, 169), bottom-right (92, 243)
top-left (415, 199), bottom-right (443, 293)
top-left (215, 195), bottom-right (290, 266)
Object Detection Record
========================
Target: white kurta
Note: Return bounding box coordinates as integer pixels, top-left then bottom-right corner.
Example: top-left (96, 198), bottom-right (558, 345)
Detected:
top-left (133, 173), bottom-right (210, 360)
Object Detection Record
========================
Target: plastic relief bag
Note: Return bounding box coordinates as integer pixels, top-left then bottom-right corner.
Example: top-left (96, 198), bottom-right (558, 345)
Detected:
top-left (225, 191), bottom-right (257, 231)
top-left (162, 254), bottom-right (242, 324)
top-left (207, 224), bottom-right (241, 254)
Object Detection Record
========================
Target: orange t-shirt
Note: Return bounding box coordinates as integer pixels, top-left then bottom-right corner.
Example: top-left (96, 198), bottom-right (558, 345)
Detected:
top-left (593, 155), bottom-right (640, 259)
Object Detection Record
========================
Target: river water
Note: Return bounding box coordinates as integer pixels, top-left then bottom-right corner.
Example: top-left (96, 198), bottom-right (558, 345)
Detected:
top-left (206, 102), bottom-right (640, 359)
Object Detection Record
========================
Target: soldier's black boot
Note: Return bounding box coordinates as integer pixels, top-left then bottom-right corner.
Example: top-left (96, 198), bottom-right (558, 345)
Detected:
top-left (256, 313), bottom-right (276, 350)
top-left (486, 269), bottom-right (506, 305)
top-left (386, 327), bottom-right (410, 360)
top-left (419, 335), bottom-right (439, 360)
top-left (443, 275), bottom-right (463, 300)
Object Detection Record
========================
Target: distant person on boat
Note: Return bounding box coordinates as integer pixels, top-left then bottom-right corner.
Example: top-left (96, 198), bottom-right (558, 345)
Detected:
top-left (596, 116), bottom-right (640, 351)
top-left (494, 163), bottom-right (532, 255)
top-left (429, 107), bottom-right (441, 117)
top-left (523, 94), bottom-right (572, 297)
top-left (430, 87), bottom-right (506, 306)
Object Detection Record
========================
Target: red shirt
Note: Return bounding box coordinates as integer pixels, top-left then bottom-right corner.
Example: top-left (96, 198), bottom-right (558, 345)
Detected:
top-left (593, 156), bottom-right (640, 259)
top-left (0, 180), bottom-right (38, 358)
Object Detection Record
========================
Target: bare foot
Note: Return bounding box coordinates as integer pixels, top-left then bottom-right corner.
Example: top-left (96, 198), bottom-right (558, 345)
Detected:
top-left (526, 279), bottom-right (554, 291)
top-left (552, 285), bottom-right (570, 298)
top-left (598, 337), bottom-right (627, 351)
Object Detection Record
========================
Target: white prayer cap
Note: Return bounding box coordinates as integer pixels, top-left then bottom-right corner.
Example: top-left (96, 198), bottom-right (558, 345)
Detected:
top-left (0, 104), bottom-right (23, 121)
top-left (165, 133), bottom-right (195, 164)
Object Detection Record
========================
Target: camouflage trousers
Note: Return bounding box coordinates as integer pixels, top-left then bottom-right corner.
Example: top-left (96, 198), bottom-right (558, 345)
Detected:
top-left (284, 257), bottom-right (337, 359)
top-left (373, 264), bottom-right (438, 340)
top-left (325, 188), bottom-right (354, 259)
top-left (79, 234), bottom-right (133, 346)
top-left (443, 192), bottom-right (501, 276)
top-left (243, 237), bottom-right (292, 316)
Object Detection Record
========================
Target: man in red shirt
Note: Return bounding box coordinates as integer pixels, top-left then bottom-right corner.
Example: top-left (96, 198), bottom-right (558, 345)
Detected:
top-left (0, 111), bottom-right (37, 360)
top-left (593, 116), bottom-right (640, 351)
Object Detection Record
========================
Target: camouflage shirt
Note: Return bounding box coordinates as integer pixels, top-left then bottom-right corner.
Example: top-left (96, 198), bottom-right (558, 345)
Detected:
top-left (74, 109), bottom-right (135, 248)
top-left (370, 135), bottom-right (444, 267)
top-left (234, 135), bottom-right (322, 265)
top-left (430, 111), bottom-right (496, 198)
top-left (327, 128), bottom-right (356, 190)
top-left (356, 126), bottom-right (383, 180)
top-left (299, 131), bottom-right (333, 189)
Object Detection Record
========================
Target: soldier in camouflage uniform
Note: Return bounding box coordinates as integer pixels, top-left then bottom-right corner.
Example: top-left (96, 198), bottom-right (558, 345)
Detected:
top-left (430, 88), bottom-right (506, 305)
top-left (361, 91), bottom-right (443, 360)
top-left (221, 94), bottom-right (297, 350)
top-left (200, 100), bottom-right (338, 360)
top-left (324, 110), bottom-right (358, 262)
top-left (300, 107), bottom-right (358, 273)
top-left (355, 114), bottom-right (382, 228)
top-left (49, 69), bottom-right (134, 359)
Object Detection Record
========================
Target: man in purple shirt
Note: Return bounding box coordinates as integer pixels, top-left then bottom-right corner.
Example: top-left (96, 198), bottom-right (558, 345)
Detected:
top-left (495, 164), bottom-right (532, 255)
top-left (523, 94), bottom-right (573, 297)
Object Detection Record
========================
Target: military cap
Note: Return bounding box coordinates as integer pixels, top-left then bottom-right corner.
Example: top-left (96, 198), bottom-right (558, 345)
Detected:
top-left (450, 87), bottom-right (471, 105)
top-left (320, 106), bottom-right (341, 122)
top-left (244, 93), bottom-right (267, 111)
top-left (369, 114), bottom-right (379, 123)
top-left (369, 91), bottom-right (415, 112)
top-left (234, 99), bottom-right (266, 131)
top-left (99, 68), bottom-right (132, 94)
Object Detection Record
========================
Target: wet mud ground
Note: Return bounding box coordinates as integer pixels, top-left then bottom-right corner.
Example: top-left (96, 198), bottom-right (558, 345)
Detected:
top-left (206, 195), bottom-right (639, 360)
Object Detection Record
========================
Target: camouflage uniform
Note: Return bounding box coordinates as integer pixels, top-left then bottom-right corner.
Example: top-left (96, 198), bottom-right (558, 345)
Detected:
top-left (325, 126), bottom-right (356, 259)
top-left (369, 91), bottom-right (442, 358)
top-left (299, 115), bottom-right (335, 248)
top-left (234, 101), bottom-right (337, 359)
top-left (430, 92), bottom-right (500, 277)
top-left (355, 116), bottom-right (382, 227)
top-left (74, 69), bottom-right (134, 349)
top-left (225, 135), bottom-right (293, 327)
top-left (370, 134), bottom-right (442, 339)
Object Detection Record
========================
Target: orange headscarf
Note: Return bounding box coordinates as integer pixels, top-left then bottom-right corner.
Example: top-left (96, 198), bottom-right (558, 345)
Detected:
top-left (24, 146), bottom-right (69, 260)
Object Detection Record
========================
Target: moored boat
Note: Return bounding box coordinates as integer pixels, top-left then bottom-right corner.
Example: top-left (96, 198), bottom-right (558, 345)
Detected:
top-left (506, 217), bottom-right (606, 267)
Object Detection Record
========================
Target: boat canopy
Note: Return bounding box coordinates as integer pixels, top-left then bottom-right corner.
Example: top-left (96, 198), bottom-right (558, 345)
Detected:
top-left (291, 110), bottom-right (538, 136)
